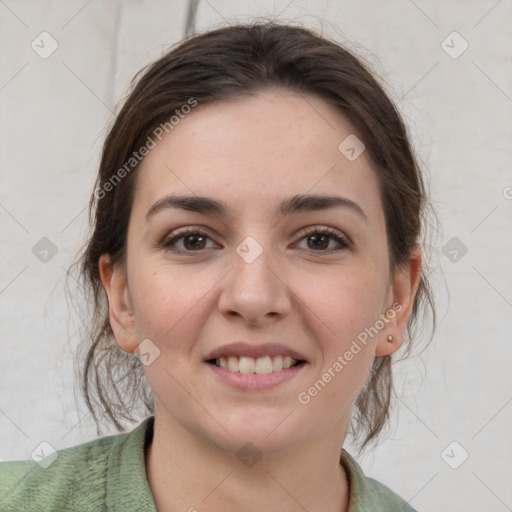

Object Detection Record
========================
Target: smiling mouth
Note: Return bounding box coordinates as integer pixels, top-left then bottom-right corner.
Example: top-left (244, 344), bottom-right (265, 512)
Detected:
top-left (207, 355), bottom-right (305, 375)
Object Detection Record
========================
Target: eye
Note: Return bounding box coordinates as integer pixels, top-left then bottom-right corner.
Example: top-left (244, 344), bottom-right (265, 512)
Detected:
top-left (161, 228), bottom-right (218, 253)
top-left (161, 226), bottom-right (350, 254)
top-left (295, 226), bottom-right (350, 252)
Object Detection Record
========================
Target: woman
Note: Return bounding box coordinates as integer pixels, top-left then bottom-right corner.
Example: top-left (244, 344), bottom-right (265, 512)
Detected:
top-left (0, 20), bottom-right (434, 511)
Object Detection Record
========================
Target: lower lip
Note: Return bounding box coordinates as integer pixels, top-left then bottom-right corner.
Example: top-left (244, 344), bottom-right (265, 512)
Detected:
top-left (206, 362), bottom-right (307, 390)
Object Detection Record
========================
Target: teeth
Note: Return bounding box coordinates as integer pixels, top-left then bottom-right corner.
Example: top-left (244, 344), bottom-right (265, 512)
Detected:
top-left (215, 355), bottom-right (299, 374)
top-left (255, 355), bottom-right (273, 374)
top-left (239, 356), bottom-right (256, 374)
top-left (227, 356), bottom-right (238, 372)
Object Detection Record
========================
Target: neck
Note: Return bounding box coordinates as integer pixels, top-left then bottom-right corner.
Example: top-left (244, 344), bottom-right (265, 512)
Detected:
top-left (145, 412), bottom-right (350, 512)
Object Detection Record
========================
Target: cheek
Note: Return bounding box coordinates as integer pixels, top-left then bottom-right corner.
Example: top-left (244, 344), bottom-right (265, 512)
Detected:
top-left (298, 259), bottom-right (387, 341)
top-left (128, 259), bottom-right (215, 345)
top-left (296, 260), bottom-right (385, 395)
top-left (129, 263), bottom-right (211, 407)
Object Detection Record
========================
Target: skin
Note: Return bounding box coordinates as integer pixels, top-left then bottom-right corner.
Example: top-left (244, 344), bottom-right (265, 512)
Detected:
top-left (100, 90), bottom-right (421, 512)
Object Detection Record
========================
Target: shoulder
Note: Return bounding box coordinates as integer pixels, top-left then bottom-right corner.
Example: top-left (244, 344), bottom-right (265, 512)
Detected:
top-left (341, 450), bottom-right (417, 512)
top-left (0, 425), bottom-right (134, 512)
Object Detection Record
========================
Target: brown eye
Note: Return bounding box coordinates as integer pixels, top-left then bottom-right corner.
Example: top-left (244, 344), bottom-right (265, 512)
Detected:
top-left (297, 227), bottom-right (350, 252)
top-left (162, 229), bottom-right (216, 253)
top-left (182, 234), bottom-right (207, 250)
top-left (307, 233), bottom-right (330, 250)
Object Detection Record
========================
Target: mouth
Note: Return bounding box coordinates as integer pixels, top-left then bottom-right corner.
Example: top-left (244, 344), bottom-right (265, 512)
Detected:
top-left (204, 341), bottom-right (308, 390)
top-left (206, 355), bottom-right (306, 375)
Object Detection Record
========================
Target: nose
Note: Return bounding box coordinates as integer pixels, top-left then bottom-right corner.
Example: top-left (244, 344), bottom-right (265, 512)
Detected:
top-left (218, 236), bottom-right (292, 326)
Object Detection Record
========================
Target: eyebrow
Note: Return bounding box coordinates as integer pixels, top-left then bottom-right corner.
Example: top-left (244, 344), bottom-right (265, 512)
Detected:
top-left (145, 193), bottom-right (368, 223)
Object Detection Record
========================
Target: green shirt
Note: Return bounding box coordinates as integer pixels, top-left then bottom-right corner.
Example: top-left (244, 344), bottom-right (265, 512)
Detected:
top-left (0, 416), bottom-right (416, 511)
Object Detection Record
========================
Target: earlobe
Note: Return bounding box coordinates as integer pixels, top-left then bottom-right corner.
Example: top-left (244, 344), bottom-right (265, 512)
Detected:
top-left (375, 332), bottom-right (402, 356)
top-left (375, 246), bottom-right (422, 357)
top-left (98, 254), bottom-right (138, 354)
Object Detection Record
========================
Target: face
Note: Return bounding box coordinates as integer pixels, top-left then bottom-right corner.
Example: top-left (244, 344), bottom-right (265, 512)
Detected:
top-left (100, 90), bottom-right (420, 456)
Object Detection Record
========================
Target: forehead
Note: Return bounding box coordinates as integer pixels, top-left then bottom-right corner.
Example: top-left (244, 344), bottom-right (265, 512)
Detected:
top-left (132, 91), bottom-right (383, 224)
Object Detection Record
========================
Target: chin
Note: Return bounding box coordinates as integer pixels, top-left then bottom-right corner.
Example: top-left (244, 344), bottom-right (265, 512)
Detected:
top-left (204, 406), bottom-right (306, 457)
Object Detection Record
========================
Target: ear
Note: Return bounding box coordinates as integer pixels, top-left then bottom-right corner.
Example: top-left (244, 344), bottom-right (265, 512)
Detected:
top-left (375, 246), bottom-right (422, 356)
top-left (99, 254), bottom-right (138, 354)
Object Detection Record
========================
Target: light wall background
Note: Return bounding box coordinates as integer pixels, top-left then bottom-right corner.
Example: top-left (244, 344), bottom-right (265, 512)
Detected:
top-left (1, 1), bottom-right (511, 511)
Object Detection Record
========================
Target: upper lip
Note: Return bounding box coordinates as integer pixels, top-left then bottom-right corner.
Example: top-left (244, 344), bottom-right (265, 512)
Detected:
top-left (205, 342), bottom-right (307, 362)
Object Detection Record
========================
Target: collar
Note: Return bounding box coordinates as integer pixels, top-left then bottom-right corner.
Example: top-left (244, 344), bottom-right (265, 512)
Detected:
top-left (106, 415), bottom-right (156, 511)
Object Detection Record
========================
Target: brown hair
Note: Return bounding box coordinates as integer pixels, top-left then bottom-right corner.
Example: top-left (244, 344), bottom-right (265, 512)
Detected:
top-left (70, 20), bottom-right (436, 451)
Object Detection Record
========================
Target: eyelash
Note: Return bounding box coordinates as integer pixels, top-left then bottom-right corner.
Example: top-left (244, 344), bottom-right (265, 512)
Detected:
top-left (161, 226), bottom-right (350, 254)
